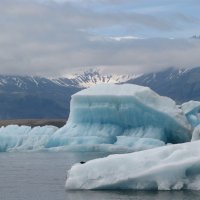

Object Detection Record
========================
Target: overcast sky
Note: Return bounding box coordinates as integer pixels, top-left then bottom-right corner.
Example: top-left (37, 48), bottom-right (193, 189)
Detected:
top-left (0, 0), bottom-right (200, 76)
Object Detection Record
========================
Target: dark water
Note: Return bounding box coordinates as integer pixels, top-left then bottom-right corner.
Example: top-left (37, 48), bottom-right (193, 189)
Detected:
top-left (0, 152), bottom-right (200, 200)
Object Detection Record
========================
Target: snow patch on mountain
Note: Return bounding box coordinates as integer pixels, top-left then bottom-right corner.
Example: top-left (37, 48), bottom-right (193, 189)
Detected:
top-left (0, 68), bottom-right (139, 90)
top-left (64, 68), bottom-right (141, 88)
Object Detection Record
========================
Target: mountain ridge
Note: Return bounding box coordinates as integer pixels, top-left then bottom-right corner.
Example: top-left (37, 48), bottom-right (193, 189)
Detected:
top-left (127, 66), bottom-right (200, 103)
top-left (0, 68), bottom-right (139, 90)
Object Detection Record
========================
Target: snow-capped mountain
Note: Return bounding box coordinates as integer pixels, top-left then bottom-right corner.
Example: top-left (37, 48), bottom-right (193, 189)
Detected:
top-left (0, 68), bottom-right (138, 90)
top-left (127, 67), bottom-right (200, 103)
top-left (64, 68), bottom-right (140, 88)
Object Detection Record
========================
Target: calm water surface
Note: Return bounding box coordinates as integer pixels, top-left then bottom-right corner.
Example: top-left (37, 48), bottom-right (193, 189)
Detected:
top-left (0, 152), bottom-right (200, 200)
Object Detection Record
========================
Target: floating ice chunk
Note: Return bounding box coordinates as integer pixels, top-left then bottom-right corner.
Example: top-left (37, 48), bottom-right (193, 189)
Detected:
top-left (0, 125), bottom-right (31, 152)
top-left (0, 125), bottom-right (164, 153)
top-left (62, 84), bottom-right (191, 145)
top-left (0, 125), bottom-right (58, 152)
top-left (65, 141), bottom-right (200, 190)
top-left (182, 101), bottom-right (200, 127)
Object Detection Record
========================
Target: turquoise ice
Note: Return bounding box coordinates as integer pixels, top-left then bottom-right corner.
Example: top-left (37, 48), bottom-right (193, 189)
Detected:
top-left (57, 84), bottom-right (191, 150)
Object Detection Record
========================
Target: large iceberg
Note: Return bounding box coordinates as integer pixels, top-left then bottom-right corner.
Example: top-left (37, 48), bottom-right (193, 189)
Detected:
top-left (0, 84), bottom-right (193, 152)
top-left (57, 84), bottom-right (191, 150)
top-left (65, 140), bottom-right (200, 190)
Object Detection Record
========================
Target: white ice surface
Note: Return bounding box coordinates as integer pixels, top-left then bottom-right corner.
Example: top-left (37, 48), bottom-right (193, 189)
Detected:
top-left (66, 140), bottom-right (200, 190)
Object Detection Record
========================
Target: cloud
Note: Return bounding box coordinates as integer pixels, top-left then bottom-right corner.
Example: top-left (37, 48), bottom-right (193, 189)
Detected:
top-left (0, 0), bottom-right (199, 76)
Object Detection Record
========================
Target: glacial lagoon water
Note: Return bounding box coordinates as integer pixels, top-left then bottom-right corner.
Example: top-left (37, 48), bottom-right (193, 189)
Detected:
top-left (0, 152), bottom-right (200, 200)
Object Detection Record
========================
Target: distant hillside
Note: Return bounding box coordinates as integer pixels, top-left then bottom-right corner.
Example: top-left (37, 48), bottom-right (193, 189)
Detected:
top-left (126, 67), bottom-right (200, 103)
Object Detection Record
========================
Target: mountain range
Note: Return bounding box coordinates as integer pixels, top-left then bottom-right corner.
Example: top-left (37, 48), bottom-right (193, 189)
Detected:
top-left (0, 67), bottom-right (200, 120)
top-left (128, 67), bottom-right (200, 103)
